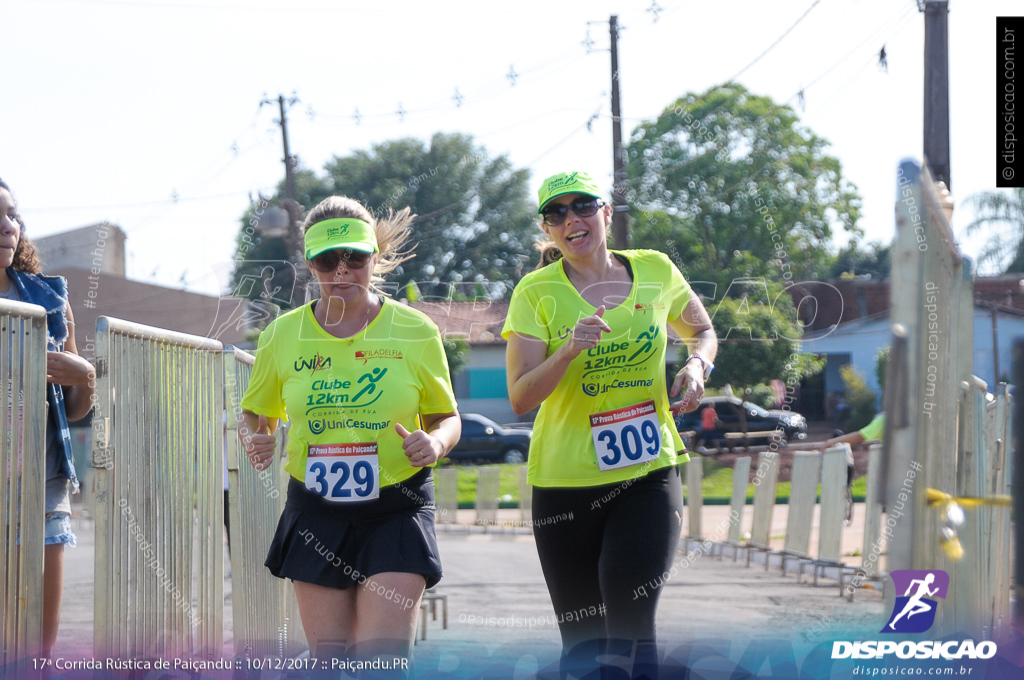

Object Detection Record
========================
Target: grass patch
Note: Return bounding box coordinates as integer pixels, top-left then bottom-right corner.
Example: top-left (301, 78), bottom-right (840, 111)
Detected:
top-left (687, 464), bottom-right (869, 505)
top-left (440, 460), bottom-right (870, 508)
top-left (441, 462), bottom-right (524, 508)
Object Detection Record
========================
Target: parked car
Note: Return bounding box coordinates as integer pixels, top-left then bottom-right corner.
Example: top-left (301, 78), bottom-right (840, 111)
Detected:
top-left (674, 395), bottom-right (807, 448)
top-left (449, 413), bottom-right (532, 464)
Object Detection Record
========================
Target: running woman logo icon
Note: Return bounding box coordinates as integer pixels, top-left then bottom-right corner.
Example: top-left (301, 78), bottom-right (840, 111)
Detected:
top-left (881, 570), bottom-right (949, 634)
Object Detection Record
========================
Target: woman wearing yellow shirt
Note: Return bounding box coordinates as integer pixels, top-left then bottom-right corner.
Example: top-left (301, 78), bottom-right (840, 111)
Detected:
top-left (239, 196), bottom-right (461, 662)
top-left (503, 171), bottom-right (717, 666)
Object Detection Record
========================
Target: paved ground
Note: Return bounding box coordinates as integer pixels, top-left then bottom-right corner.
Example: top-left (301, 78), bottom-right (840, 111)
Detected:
top-left (54, 503), bottom-right (887, 674)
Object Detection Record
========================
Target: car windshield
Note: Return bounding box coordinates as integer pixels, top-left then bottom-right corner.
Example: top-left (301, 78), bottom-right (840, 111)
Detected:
top-left (745, 402), bottom-right (770, 418)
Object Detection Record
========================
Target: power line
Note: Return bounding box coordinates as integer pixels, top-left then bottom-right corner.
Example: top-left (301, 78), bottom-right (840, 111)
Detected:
top-left (726, 0), bottom-right (823, 83)
top-left (792, 2), bottom-right (915, 102)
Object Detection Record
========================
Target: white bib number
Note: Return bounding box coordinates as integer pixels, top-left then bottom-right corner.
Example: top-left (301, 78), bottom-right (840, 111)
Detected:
top-left (305, 442), bottom-right (380, 502)
top-left (590, 400), bottom-right (662, 471)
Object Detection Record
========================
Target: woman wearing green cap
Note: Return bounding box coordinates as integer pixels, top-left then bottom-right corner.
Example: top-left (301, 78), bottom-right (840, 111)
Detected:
top-left (502, 171), bottom-right (717, 663)
top-left (239, 196), bottom-right (461, 662)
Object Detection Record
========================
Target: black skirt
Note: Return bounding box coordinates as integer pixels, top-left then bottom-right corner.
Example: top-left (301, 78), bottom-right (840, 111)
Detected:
top-left (265, 468), bottom-right (442, 590)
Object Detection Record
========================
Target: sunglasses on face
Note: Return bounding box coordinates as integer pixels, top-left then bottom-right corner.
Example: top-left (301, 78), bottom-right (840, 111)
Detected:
top-left (541, 198), bottom-right (605, 226)
top-left (309, 248), bottom-right (372, 273)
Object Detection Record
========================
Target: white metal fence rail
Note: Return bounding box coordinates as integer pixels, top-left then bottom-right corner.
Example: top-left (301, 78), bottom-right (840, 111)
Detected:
top-left (886, 160), bottom-right (1013, 639)
top-left (224, 347), bottom-right (305, 658)
top-left (92, 317), bottom-right (224, 660)
top-left (0, 300), bottom-right (48, 670)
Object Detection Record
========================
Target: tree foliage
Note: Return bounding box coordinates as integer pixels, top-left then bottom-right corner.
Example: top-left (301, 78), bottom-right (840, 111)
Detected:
top-left (229, 133), bottom-right (539, 308)
top-left (624, 83), bottom-right (862, 290)
top-left (840, 364), bottom-right (877, 432)
top-left (831, 241), bottom-right (890, 280)
top-left (691, 279), bottom-right (825, 389)
top-left (964, 188), bottom-right (1024, 274)
top-left (442, 337), bottom-right (470, 377)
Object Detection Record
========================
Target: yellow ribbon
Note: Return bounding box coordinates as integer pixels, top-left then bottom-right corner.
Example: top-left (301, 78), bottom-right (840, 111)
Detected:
top-left (925, 488), bottom-right (1012, 508)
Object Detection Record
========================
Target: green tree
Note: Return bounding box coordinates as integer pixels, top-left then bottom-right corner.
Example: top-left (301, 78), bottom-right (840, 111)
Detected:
top-left (230, 133), bottom-right (538, 309)
top-left (442, 337), bottom-right (470, 377)
top-left (964, 188), bottom-right (1024, 273)
top-left (692, 280), bottom-right (824, 389)
top-left (875, 344), bottom-right (891, 396)
top-left (228, 168), bottom-right (337, 311)
top-left (840, 365), bottom-right (876, 432)
top-left (624, 83), bottom-right (862, 289)
top-left (831, 241), bottom-right (891, 280)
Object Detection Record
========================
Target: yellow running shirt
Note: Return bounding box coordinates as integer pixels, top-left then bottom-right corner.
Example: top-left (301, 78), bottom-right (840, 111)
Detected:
top-left (241, 296), bottom-right (458, 486)
top-left (502, 249), bottom-right (692, 487)
top-left (859, 413), bottom-right (885, 442)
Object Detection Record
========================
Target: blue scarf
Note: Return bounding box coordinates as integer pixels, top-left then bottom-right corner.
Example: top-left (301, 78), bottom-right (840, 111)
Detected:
top-left (6, 268), bottom-right (77, 491)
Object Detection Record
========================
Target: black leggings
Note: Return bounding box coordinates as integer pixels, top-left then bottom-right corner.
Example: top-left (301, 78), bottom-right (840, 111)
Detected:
top-left (532, 465), bottom-right (683, 652)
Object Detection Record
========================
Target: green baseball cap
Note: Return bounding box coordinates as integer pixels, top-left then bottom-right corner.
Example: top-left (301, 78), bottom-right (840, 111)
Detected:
top-left (537, 171), bottom-right (603, 213)
top-left (304, 218), bottom-right (379, 259)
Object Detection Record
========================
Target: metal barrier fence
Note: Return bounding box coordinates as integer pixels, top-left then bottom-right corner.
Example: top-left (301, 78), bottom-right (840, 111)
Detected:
top-left (748, 452), bottom-right (779, 551)
top-left (684, 455), bottom-right (703, 546)
top-left (886, 160), bottom-right (1013, 639)
top-left (475, 467), bottom-right (500, 526)
top-left (817, 445), bottom-right (849, 565)
top-left (0, 300), bottom-right (49, 670)
top-left (224, 348), bottom-right (305, 658)
top-left (712, 457), bottom-right (750, 561)
top-left (782, 451), bottom-right (819, 563)
top-left (518, 466), bottom-right (532, 525)
top-left (435, 469), bottom-right (458, 526)
top-left (726, 457), bottom-right (750, 545)
top-left (91, 317), bottom-right (224, 660)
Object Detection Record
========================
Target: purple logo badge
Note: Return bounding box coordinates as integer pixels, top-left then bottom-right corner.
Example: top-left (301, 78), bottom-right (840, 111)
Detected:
top-left (882, 570), bottom-right (949, 634)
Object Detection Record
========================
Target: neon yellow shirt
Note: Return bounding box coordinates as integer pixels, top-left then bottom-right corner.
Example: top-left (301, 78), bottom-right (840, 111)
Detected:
top-left (241, 297), bottom-right (458, 485)
top-left (502, 250), bottom-right (692, 487)
top-left (859, 413), bottom-right (885, 442)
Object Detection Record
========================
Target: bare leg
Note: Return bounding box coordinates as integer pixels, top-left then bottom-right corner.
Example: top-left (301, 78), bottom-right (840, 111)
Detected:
top-left (293, 580), bottom-right (357, 657)
top-left (42, 544), bottom-right (64, 657)
top-left (354, 573), bottom-right (425, 662)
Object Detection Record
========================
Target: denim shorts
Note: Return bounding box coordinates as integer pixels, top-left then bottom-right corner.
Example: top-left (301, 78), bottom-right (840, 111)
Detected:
top-left (44, 511), bottom-right (77, 547)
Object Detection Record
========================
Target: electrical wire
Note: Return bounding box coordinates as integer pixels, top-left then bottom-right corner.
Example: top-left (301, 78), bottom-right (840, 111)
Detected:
top-left (727, 0), bottom-right (823, 83)
top-left (790, 2), bottom-right (916, 103)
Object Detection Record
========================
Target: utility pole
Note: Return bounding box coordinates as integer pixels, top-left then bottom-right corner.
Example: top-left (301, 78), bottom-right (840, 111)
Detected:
top-left (261, 93), bottom-right (305, 306)
top-left (922, 0), bottom-right (951, 190)
top-left (610, 15), bottom-right (629, 249)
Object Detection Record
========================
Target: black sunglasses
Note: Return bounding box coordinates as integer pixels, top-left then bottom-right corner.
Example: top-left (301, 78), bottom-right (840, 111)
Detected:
top-left (541, 198), bottom-right (605, 226)
top-left (309, 248), bottom-right (373, 273)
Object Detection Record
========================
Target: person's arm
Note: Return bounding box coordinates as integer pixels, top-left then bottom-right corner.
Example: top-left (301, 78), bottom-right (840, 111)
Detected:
top-left (506, 305), bottom-right (612, 416)
top-left (396, 411), bottom-right (461, 467)
top-left (668, 297), bottom-right (718, 414)
top-left (46, 304), bottom-right (96, 422)
top-left (239, 409), bottom-right (279, 471)
top-left (818, 431), bottom-right (866, 450)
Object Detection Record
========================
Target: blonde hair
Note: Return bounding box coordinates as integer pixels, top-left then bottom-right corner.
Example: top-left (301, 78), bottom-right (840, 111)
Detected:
top-left (534, 238), bottom-right (563, 269)
top-left (302, 196), bottom-right (416, 291)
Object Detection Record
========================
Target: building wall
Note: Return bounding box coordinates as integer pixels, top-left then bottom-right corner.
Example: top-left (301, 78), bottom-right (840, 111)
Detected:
top-left (55, 268), bottom-right (249, 357)
top-left (34, 223), bottom-right (127, 276)
top-left (799, 310), bottom-right (1024, 405)
top-left (973, 310), bottom-right (1024, 386)
top-left (451, 345), bottom-right (514, 422)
